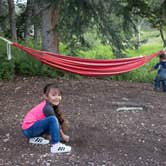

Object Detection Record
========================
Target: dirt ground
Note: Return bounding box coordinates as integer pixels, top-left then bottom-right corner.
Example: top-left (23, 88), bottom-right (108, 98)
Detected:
top-left (0, 76), bottom-right (166, 166)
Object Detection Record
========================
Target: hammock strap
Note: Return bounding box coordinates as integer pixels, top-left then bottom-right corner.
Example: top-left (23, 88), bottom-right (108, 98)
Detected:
top-left (0, 36), bottom-right (13, 60)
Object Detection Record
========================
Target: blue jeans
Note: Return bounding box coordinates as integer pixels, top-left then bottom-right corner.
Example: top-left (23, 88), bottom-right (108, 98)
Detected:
top-left (155, 69), bottom-right (166, 92)
top-left (22, 116), bottom-right (60, 144)
top-left (154, 75), bottom-right (166, 92)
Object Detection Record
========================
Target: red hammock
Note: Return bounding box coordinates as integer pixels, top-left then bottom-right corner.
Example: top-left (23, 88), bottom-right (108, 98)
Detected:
top-left (12, 42), bottom-right (164, 77)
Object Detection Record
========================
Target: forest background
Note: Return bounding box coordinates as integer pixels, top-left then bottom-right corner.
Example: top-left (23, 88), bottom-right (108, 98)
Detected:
top-left (0, 0), bottom-right (166, 82)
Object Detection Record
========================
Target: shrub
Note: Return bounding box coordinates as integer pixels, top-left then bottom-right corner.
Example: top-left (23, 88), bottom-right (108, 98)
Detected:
top-left (0, 56), bottom-right (15, 80)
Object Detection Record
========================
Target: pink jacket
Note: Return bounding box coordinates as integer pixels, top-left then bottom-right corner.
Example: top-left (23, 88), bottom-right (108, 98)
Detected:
top-left (21, 100), bottom-right (46, 130)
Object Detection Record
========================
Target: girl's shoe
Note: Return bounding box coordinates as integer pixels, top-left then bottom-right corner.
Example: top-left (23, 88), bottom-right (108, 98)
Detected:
top-left (50, 142), bottom-right (71, 153)
top-left (29, 137), bottom-right (49, 145)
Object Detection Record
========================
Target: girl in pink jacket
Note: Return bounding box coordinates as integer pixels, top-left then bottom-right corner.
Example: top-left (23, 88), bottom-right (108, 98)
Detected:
top-left (22, 83), bottom-right (71, 153)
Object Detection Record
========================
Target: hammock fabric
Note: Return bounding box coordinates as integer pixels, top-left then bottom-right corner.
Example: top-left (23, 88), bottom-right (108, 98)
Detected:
top-left (12, 42), bottom-right (164, 77)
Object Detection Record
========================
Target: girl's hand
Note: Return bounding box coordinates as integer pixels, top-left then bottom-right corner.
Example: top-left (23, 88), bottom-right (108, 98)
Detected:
top-left (62, 134), bottom-right (70, 142)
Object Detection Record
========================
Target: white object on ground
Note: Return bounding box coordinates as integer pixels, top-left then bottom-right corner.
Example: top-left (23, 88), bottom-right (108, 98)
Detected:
top-left (116, 107), bottom-right (143, 111)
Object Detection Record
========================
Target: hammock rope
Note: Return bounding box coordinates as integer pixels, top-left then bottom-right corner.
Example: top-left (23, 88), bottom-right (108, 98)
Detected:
top-left (0, 36), bottom-right (13, 60)
top-left (0, 36), bottom-right (165, 77)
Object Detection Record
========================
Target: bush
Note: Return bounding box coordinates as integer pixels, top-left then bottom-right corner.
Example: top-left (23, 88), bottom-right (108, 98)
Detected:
top-left (12, 40), bottom-right (67, 78)
top-left (0, 56), bottom-right (15, 80)
top-left (0, 40), bottom-right (15, 80)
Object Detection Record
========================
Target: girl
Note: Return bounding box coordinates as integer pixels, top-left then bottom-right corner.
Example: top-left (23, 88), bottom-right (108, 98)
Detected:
top-left (150, 54), bottom-right (166, 92)
top-left (21, 83), bottom-right (71, 153)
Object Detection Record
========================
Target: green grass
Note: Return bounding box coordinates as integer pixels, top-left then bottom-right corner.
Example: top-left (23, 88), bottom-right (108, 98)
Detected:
top-left (113, 38), bottom-right (163, 83)
top-left (77, 45), bottom-right (114, 59)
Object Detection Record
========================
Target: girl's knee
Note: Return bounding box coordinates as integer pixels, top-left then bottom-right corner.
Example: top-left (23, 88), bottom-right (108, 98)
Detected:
top-left (48, 116), bottom-right (59, 124)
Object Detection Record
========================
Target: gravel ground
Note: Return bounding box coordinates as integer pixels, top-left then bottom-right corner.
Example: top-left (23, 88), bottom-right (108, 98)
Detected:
top-left (0, 76), bottom-right (166, 166)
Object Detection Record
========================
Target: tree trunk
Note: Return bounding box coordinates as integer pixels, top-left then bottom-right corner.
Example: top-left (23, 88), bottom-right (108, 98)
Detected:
top-left (159, 21), bottom-right (166, 47)
top-left (34, 23), bottom-right (39, 41)
top-left (160, 2), bottom-right (166, 47)
top-left (24, 0), bottom-right (33, 39)
top-left (135, 18), bottom-right (144, 49)
top-left (33, 0), bottom-right (39, 41)
top-left (0, 0), bottom-right (6, 32)
top-left (8, 0), bottom-right (17, 41)
top-left (41, 3), bottom-right (59, 52)
top-left (42, 4), bottom-right (58, 52)
top-left (135, 24), bottom-right (141, 49)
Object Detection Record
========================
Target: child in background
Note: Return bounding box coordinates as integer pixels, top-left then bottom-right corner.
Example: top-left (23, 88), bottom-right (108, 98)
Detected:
top-left (21, 83), bottom-right (71, 153)
top-left (150, 54), bottom-right (166, 92)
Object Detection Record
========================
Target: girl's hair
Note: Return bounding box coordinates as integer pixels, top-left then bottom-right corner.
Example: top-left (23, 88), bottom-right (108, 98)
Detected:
top-left (43, 83), bottom-right (66, 130)
top-left (53, 105), bottom-right (65, 130)
top-left (159, 53), bottom-right (166, 59)
top-left (43, 83), bottom-right (60, 96)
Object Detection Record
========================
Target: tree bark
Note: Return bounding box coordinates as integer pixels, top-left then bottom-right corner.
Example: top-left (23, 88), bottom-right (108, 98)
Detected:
top-left (24, 0), bottom-right (33, 39)
top-left (160, 2), bottom-right (166, 47)
top-left (0, 0), bottom-right (6, 32)
top-left (134, 18), bottom-right (144, 49)
top-left (8, 0), bottom-right (17, 41)
top-left (41, 3), bottom-right (59, 53)
top-left (159, 23), bottom-right (166, 47)
top-left (33, 0), bottom-right (39, 41)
